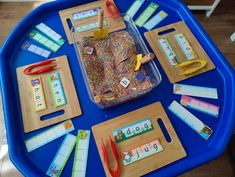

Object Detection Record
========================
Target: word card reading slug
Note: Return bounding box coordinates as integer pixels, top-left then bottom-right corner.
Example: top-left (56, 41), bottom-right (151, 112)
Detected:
top-left (73, 8), bottom-right (98, 21)
top-left (181, 96), bottom-right (219, 117)
top-left (174, 33), bottom-right (198, 60)
top-left (25, 120), bottom-right (74, 152)
top-left (158, 38), bottom-right (181, 66)
top-left (174, 84), bottom-right (218, 99)
top-left (122, 138), bottom-right (163, 166)
top-left (135, 2), bottom-right (159, 27)
top-left (143, 10), bottom-right (168, 31)
top-left (35, 23), bottom-right (65, 46)
top-left (47, 134), bottom-right (77, 177)
top-left (28, 30), bottom-right (61, 52)
top-left (21, 41), bottom-right (51, 58)
top-left (30, 77), bottom-right (46, 112)
top-left (112, 118), bottom-right (153, 143)
top-left (125, 0), bottom-right (145, 19)
top-left (77, 20), bottom-right (108, 33)
top-left (72, 130), bottom-right (90, 177)
top-left (169, 101), bottom-right (213, 140)
top-left (48, 73), bottom-right (67, 107)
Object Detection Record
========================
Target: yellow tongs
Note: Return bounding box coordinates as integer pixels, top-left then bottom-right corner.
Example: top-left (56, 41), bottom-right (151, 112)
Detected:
top-left (175, 59), bottom-right (207, 75)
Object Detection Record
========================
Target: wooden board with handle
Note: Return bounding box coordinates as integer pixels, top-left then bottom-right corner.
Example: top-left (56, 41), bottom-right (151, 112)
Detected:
top-left (59, 0), bottom-right (126, 44)
top-left (144, 21), bottom-right (215, 83)
top-left (16, 55), bottom-right (81, 133)
top-left (92, 102), bottom-right (186, 177)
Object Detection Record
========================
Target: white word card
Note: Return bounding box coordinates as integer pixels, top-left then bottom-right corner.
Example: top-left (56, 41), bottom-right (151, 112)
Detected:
top-left (173, 84), bottom-right (218, 99)
top-left (72, 130), bottom-right (90, 177)
top-left (174, 33), bottom-right (198, 60)
top-left (143, 10), bottom-right (168, 31)
top-left (21, 41), bottom-right (51, 58)
top-left (158, 38), bottom-right (181, 66)
top-left (168, 100), bottom-right (213, 140)
top-left (181, 95), bottom-right (219, 117)
top-left (125, 0), bottom-right (145, 19)
top-left (35, 23), bottom-right (65, 46)
top-left (47, 134), bottom-right (77, 177)
top-left (73, 8), bottom-right (98, 21)
top-left (25, 120), bottom-right (74, 152)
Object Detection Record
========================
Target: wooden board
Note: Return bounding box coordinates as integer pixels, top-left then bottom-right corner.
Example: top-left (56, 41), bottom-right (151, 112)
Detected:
top-left (16, 56), bottom-right (81, 133)
top-left (92, 102), bottom-right (186, 177)
top-left (144, 21), bottom-right (215, 83)
top-left (59, 0), bottom-right (126, 44)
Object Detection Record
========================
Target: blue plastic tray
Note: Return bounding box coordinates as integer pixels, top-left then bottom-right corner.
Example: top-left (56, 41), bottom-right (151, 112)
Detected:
top-left (0, 0), bottom-right (235, 177)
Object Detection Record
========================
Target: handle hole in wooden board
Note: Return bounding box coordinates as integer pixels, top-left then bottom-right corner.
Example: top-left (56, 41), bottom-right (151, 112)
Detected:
top-left (158, 28), bottom-right (176, 36)
top-left (40, 110), bottom-right (65, 121)
top-left (157, 118), bottom-right (172, 143)
top-left (66, 18), bottom-right (73, 30)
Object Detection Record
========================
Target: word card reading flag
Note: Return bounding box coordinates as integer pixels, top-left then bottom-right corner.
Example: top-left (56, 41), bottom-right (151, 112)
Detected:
top-left (173, 84), bottom-right (218, 99)
top-left (30, 77), bottom-right (46, 112)
top-left (181, 95), bottom-right (219, 117)
top-left (112, 118), bottom-right (153, 143)
top-left (168, 101), bottom-right (213, 140)
top-left (25, 120), bottom-right (74, 152)
top-left (125, 0), bottom-right (145, 19)
top-left (174, 33), bottom-right (198, 60)
top-left (72, 130), bottom-right (90, 177)
top-left (135, 2), bottom-right (159, 27)
top-left (122, 138), bottom-right (163, 166)
top-left (48, 73), bottom-right (67, 107)
top-left (21, 41), bottom-right (51, 58)
top-left (47, 134), bottom-right (77, 177)
top-left (35, 23), bottom-right (65, 46)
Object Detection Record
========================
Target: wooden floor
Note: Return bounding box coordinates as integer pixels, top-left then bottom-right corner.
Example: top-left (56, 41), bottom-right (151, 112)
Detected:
top-left (0, 0), bottom-right (235, 177)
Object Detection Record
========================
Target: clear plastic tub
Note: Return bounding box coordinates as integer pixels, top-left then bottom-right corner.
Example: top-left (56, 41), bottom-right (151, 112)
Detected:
top-left (71, 14), bottom-right (162, 108)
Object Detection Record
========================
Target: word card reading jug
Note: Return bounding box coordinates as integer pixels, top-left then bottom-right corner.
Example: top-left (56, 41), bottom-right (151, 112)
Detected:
top-left (112, 118), bottom-right (153, 143)
top-left (122, 138), bottom-right (163, 166)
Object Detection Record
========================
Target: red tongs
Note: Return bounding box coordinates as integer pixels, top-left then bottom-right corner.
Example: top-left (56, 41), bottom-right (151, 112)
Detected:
top-left (23, 59), bottom-right (57, 75)
top-left (106, 0), bottom-right (120, 19)
top-left (101, 137), bottom-right (120, 177)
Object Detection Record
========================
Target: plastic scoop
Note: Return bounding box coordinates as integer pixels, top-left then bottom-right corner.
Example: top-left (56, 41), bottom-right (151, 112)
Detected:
top-left (134, 53), bottom-right (155, 71)
top-left (93, 9), bottom-right (109, 40)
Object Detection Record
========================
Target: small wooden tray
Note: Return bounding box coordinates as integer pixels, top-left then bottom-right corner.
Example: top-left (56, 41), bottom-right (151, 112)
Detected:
top-left (16, 56), bottom-right (81, 133)
top-left (144, 21), bottom-right (215, 83)
top-left (59, 0), bottom-right (126, 44)
top-left (92, 102), bottom-right (186, 177)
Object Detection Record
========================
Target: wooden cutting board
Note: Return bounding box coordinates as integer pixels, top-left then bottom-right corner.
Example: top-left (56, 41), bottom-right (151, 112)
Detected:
top-left (59, 0), bottom-right (126, 44)
top-left (144, 21), bottom-right (215, 83)
top-left (16, 55), bottom-right (81, 133)
top-left (92, 102), bottom-right (186, 177)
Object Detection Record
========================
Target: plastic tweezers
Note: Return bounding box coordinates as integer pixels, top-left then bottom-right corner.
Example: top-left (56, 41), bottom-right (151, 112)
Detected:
top-left (101, 137), bottom-right (120, 177)
top-left (23, 59), bottom-right (57, 75)
top-left (106, 0), bottom-right (120, 19)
